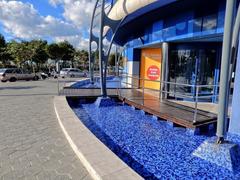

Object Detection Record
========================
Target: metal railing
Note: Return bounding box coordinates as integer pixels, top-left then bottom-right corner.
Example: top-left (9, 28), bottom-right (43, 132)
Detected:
top-left (56, 74), bottom-right (121, 96)
top-left (57, 76), bottom-right (88, 96)
top-left (117, 73), bottom-right (219, 123)
top-left (56, 72), bottom-right (219, 123)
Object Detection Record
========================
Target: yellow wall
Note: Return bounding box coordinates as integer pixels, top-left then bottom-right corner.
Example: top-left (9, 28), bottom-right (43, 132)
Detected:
top-left (140, 48), bottom-right (162, 90)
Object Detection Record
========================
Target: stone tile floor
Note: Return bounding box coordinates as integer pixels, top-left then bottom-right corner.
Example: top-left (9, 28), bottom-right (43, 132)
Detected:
top-left (0, 79), bottom-right (91, 180)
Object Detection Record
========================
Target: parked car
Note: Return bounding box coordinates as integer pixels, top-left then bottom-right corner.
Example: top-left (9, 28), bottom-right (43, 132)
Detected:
top-left (60, 68), bottom-right (87, 78)
top-left (0, 68), bottom-right (39, 82)
top-left (40, 72), bottom-right (48, 80)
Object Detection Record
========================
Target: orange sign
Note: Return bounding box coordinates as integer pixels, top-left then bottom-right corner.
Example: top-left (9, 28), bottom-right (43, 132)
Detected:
top-left (140, 48), bottom-right (162, 90)
top-left (147, 65), bottom-right (160, 80)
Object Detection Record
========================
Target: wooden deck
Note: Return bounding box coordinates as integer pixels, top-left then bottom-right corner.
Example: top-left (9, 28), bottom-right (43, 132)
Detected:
top-left (119, 89), bottom-right (217, 128)
top-left (62, 88), bottom-right (217, 129)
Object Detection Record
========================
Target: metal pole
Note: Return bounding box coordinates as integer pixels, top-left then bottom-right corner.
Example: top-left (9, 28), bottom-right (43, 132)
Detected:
top-left (193, 86), bottom-right (199, 123)
top-left (117, 48), bottom-right (122, 77)
top-left (90, 61), bottom-right (94, 84)
top-left (162, 42), bottom-right (169, 99)
top-left (99, 0), bottom-right (106, 97)
top-left (57, 77), bottom-right (60, 96)
top-left (159, 82), bottom-right (162, 101)
top-left (89, 0), bottom-right (99, 84)
top-left (217, 0), bottom-right (236, 143)
top-left (118, 73), bottom-right (121, 97)
top-left (193, 57), bottom-right (198, 96)
top-left (115, 45), bottom-right (118, 76)
top-left (142, 78), bottom-right (145, 105)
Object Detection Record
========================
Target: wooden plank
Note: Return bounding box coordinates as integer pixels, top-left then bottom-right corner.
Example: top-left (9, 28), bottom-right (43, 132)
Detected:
top-left (119, 96), bottom-right (195, 128)
top-left (118, 89), bottom-right (217, 128)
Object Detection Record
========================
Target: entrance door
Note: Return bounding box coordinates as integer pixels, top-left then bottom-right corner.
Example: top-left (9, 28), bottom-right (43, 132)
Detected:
top-left (169, 48), bottom-right (217, 98)
top-left (140, 48), bottom-right (162, 90)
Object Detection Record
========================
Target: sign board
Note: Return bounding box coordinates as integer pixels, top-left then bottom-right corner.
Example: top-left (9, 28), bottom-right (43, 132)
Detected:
top-left (147, 65), bottom-right (160, 81)
top-left (140, 48), bottom-right (162, 90)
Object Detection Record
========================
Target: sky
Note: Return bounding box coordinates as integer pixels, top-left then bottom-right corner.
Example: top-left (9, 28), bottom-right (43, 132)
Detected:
top-left (0, 0), bottom-right (96, 49)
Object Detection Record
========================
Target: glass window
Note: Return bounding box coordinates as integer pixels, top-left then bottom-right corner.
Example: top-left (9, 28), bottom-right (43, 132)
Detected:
top-left (15, 69), bottom-right (22, 74)
top-left (193, 18), bottom-right (202, 33)
top-left (176, 22), bottom-right (188, 35)
top-left (217, 11), bottom-right (225, 29)
top-left (6, 69), bottom-right (15, 73)
top-left (0, 69), bottom-right (6, 73)
top-left (162, 26), bottom-right (176, 39)
top-left (202, 14), bottom-right (217, 31)
top-left (169, 49), bottom-right (196, 95)
top-left (22, 69), bottom-right (30, 74)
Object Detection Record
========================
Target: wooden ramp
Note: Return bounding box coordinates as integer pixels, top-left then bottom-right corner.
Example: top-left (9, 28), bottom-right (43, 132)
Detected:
top-left (119, 89), bottom-right (217, 129)
top-left (62, 88), bottom-right (217, 129)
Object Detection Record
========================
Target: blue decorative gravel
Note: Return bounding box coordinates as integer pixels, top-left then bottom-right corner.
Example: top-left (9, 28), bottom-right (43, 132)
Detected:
top-left (71, 102), bottom-right (240, 179)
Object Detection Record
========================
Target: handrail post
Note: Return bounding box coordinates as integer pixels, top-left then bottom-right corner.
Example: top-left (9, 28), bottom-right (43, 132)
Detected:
top-left (57, 77), bottom-right (60, 96)
top-left (119, 73), bottom-right (121, 97)
top-left (127, 73), bottom-right (129, 88)
top-left (193, 86), bottom-right (199, 123)
top-left (159, 82), bottom-right (161, 100)
top-left (142, 78), bottom-right (145, 105)
top-left (159, 81), bottom-right (163, 101)
top-left (117, 72), bottom-right (119, 96)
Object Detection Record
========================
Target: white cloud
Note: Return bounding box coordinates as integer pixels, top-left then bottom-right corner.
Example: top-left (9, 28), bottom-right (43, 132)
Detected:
top-left (49, 0), bottom-right (96, 50)
top-left (0, 0), bottom-right (80, 40)
top-left (49, 0), bottom-right (95, 31)
top-left (54, 35), bottom-right (89, 50)
top-left (49, 0), bottom-right (62, 7)
top-left (0, 0), bottom-right (98, 50)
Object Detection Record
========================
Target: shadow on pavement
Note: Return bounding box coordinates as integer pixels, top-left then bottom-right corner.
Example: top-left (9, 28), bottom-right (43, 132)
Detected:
top-left (0, 93), bottom-right (57, 97)
top-left (0, 86), bottom-right (39, 90)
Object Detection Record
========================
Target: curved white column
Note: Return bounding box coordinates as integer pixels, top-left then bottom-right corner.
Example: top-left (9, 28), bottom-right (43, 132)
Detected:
top-left (108, 0), bottom-right (157, 20)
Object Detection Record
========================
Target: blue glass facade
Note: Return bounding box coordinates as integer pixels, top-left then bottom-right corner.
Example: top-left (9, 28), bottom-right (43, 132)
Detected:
top-left (118, 0), bottom-right (227, 102)
top-left (125, 2), bottom-right (225, 50)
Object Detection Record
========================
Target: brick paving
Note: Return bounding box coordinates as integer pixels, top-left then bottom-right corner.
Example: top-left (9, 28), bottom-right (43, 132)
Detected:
top-left (0, 79), bottom-right (91, 180)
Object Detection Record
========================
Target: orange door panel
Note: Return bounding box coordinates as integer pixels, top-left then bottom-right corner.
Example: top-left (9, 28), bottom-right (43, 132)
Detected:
top-left (140, 48), bottom-right (162, 90)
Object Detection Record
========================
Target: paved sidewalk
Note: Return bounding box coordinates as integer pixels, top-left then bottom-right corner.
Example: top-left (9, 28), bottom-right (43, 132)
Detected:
top-left (0, 80), bottom-right (91, 180)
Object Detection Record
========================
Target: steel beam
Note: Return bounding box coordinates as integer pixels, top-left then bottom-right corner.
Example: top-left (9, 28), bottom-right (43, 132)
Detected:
top-left (217, 0), bottom-right (236, 143)
top-left (99, 0), bottom-right (106, 97)
top-left (161, 42), bottom-right (169, 99)
top-left (89, 0), bottom-right (100, 84)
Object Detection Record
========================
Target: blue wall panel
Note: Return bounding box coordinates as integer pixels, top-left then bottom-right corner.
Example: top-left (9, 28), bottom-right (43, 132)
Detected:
top-left (152, 20), bottom-right (163, 42)
top-left (176, 21), bottom-right (188, 36)
top-left (217, 1), bottom-right (225, 33)
top-left (124, 48), bottom-right (141, 62)
top-left (124, 1), bottom-right (225, 49)
top-left (125, 48), bottom-right (134, 61)
top-left (163, 11), bottom-right (194, 28)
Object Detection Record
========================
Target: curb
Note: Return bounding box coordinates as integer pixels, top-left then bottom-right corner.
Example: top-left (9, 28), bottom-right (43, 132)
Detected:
top-left (54, 96), bottom-right (143, 180)
top-left (54, 98), bottom-right (101, 180)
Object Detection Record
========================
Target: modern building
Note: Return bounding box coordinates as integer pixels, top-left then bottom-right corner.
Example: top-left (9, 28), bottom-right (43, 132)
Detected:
top-left (108, 0), bottom-right (234, 103)
top-left (99, 0), bottom-right (240, 137)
